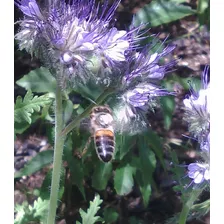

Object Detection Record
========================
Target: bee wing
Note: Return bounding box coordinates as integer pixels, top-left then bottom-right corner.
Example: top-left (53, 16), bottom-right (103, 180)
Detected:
top-left (112, 107), bottom-right (149, 135)
top-left (80, 117), bottom-right (92, 133)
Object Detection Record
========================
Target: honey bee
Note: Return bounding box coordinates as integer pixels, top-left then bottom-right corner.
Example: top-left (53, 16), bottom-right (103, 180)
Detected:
top-left (90, 105), bottom-right (115, 163)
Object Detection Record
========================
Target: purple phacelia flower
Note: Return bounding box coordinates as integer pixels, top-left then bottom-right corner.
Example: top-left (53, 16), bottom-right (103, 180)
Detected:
top-left (15, 0), bottom-right (177, 134)
top-left (183, 66), bottom-right (210, 187)
top-left (187, 162), bottom-right (210, 184)
top-left (200, 133), bottom-right (210, 153)
top-left (183, 66), bottom-right (210, 143)
top-left (123, 83), bottom-right (173, 108)
top-left (112, 43), bottom-right (177, 134)
top-left (123, 44), bottom-right (176, 84)
top-left (15, 0), bottom-right (131, 81)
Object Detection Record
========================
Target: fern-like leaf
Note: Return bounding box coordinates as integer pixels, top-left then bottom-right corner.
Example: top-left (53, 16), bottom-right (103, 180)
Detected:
top-left (14, 198), bottom-right (49, 224)
top-left (14, 90), bottom-right (52, 124)
top-left (78, 194), bottom-right (103, 224)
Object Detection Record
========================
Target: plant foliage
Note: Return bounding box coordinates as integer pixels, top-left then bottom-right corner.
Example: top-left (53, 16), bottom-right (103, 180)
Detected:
top-left (14, 198), bottom-right (49, 224)
top-left (14, 89), bottom-right (52, 124)
top-left (76, 194), bottom-right (103, 224)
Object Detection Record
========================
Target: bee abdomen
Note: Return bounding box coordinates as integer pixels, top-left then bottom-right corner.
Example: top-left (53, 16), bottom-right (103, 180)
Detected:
top-left (95, 130), bottom-right (115, 162)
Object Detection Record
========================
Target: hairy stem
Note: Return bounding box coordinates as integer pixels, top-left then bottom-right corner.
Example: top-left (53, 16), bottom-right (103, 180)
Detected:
top-left (61, 88), bottom-right (114, 137)
top-left (179, 188), bottom-right (203, 224)
top-left (47, 83), bottom-right (65, 224)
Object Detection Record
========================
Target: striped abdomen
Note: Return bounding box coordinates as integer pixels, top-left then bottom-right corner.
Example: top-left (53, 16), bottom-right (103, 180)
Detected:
top-left (94, 129), bottom-right (115, 163)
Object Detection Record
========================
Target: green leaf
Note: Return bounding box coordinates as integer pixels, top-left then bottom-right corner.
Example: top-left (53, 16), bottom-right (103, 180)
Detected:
top-left (103, 207), bottom-right (119, 224)
top-left (14, 198), bottom-right (49, 224)
top-left (63, 99), bottom-right (74, 125)
top-left (197, 0), bottom-right (209, 27)
top-left (116, 135), bottom-right (136, 160)
top-left (135, 170), bottom-right (152, 208)
top-left (16, 67), bottom-right (56, 93)
top-left (79, 194), bottom-right (103, 224)
top-left (197, 0), bottom-right (209, 14)
top-left (32, 198), bottom-right (49, 222)
top-left (160, 96), bottom-right (175, 130)
top-left (143, 130), bottom-right (165, 170)
top-left (14, 121), bottom-right (31, 134)
top-left (133, 0), bottom-right (196, 27)
top-left (75, 81), bottom-right (104, 103)
top-left (39, 167), bottom-right (65, 201)
top-left (14, 90), bottom-right (52, 124)
top-left (137, 138), bottom-right (156, 187)
top-left (114, 164), bottom-right (134, 195)
top-left (14, 113), bottom-right (42, 134)
top-left (64, 135), bottom-right (85, 199)
top-left (166, 74), bottom-right (201, 91)
top-left (134, 137), bottom-right (155, 207)
top-left (14, 150), bottom-right (53, 178)
top-left (92, 161), bottom-right (112, 190)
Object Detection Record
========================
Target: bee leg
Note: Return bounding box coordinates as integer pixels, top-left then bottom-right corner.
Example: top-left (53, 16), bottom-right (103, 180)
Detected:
top-left (75, 135), bottom-right (93, 159)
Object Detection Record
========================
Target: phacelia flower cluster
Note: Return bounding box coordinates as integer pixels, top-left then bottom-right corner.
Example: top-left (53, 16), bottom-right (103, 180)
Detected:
top-left (183, 66), bottom-right (210, 185)
top-left (15, 0), bottom-right (131, 80)
top-left (15, 0), bottom-right (177, 133)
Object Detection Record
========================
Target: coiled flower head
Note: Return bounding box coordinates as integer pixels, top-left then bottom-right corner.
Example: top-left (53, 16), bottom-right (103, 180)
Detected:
top-left (112, 43), bottom-right (177, 134)
top-left (15, 0), bottom-right (131, 84)
top-left (183, 66), bottom-right (210, 143)
top-left (15, 0), bottom-right (177, 134)
top-left (183, 66), bottom-right (210, 187)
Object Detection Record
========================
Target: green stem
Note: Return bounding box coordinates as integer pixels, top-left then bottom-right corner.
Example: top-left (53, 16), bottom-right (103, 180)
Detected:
top-left (179, 188), bottom-right (203, 224)
top-left (47, 83), bottom-right (65, 224)
top-left (61, 88), bottom-right (114, 137)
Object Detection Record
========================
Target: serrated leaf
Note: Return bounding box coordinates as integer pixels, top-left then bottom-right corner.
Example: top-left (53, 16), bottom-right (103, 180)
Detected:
top-left (32, 198), bottom-right (49, 221)
top-left (79, 194), bottom-right (103, 224)
top-left (16, 67), bottom-right (56, 93)
top-left (14, 198), bottom-right (49, 224)
top-left (14, 150), bottom-right (53, 178)
top-left (133, 0), bottom-right (196, 27)
top-left (103, 208), bottom-right (119, 224)
top-left (92, 161), bottom-right (112, 190)
top-left (114, 164), bottom-right (134, 195)
top-left (14, 90), bottom-right (52, 124)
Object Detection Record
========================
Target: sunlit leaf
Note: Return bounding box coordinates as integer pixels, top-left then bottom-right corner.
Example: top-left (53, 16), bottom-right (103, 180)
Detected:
top-left (16, 67), bottom-right (56, 93)
top-left (114, 164), bottom-right (134, 195)
top-left (78, 194), bottom-right (103, 224)
top-left (133, 0), bottom-right (196, 27)
top-left (14, 90), bottom-right (52, 124)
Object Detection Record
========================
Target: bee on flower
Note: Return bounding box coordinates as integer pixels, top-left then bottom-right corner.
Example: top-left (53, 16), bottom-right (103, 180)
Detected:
top-left (15, 0), bottom-right (177, 134)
